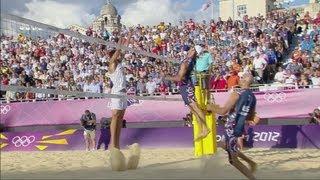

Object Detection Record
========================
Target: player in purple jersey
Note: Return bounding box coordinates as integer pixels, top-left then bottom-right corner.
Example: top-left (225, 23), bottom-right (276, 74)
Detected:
top-left (206, 73), bottom-right (258, 180)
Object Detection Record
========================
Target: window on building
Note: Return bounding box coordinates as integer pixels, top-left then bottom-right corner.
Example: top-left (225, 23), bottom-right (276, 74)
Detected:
top-left (237, 5), bottom-right (247, 16)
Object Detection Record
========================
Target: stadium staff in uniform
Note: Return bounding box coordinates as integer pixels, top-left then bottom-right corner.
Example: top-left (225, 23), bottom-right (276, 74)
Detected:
top-left (80, 110), bottom-right (97, 151)
top-left (97, 117), bottom-right (111, 150)
top-left (206, 73), bottom-right (258, 180)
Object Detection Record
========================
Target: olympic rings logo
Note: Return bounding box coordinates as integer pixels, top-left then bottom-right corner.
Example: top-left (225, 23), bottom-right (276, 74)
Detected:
top-left (0, 105), bottom-right (11, 115)
top-left (11, 136), bottom-right (35, 147)
top-left (263, 91), bottom-right (286, 103)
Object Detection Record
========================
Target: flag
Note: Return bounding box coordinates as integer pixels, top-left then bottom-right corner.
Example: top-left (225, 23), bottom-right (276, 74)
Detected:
top-left (201, 1), bottom-right (212, 11)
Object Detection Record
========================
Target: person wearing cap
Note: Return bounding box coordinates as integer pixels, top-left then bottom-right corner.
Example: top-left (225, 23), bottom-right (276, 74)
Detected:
top-left (161, 47), bottom-right (210, 141)
top-left (80, 110), bottom-right (97, 151)
top-left (195, 44), bottom-right (213, 73)
top-left (309, 107), bottom-right (320, 125)
top-left (194, 44), bottom-right (214, 92)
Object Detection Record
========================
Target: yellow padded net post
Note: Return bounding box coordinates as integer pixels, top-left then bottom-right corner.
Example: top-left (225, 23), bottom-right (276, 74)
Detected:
top-left (193, 73), bottom-right (217, 157)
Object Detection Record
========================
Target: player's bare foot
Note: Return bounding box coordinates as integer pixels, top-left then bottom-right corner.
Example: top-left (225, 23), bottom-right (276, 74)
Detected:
top-left (250, 162), bottom-right (258, 173)
top-left (108, 144), bottom-right (118, 151)
top-left (126, 143), bottom-right (141, 170)
top-left (109, 148), bottom-right (126, 171)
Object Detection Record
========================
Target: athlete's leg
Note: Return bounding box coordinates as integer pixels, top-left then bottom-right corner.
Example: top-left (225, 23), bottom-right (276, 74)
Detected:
top-left (83, 131), bottom-right (90, 151)
top-left (227, 136), bottom-right (257, 179)
top-left (189, 102), bottom-right (210, 141)
top-left (237, 151), bottom-right (257, 173)
top-left (230, 154), bottom-right (256, 180)
top-left (109, 109), bottom-right (123, 149)
top-left (115, 110), bottom-right (125, 149)
top-left (180, 84), bottom-right (209, 141)
top-left (90, 130), bottom-right (96, 150)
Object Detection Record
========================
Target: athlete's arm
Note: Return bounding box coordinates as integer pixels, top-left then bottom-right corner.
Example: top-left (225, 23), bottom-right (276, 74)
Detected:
top-left (247, 110), bottom-right (260, 126)
top-left (207, 91), bottom-right (239, 115)
top-left (164, 62), bottom-right (188, 82)
top-left (109, 32), bottom-right (132, 72)
top-left (233, 117), bottom-right (246, 137)
top-left (163, 48), bottom-right (196, 82)
top-left (80, 115), bottom-right (86, 129)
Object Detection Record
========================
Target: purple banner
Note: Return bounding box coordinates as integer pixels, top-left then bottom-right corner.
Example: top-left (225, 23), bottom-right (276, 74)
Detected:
top-left (1, 89), bottom-right (320, 127)
top-left (1, 125), bottom-right (319, 152)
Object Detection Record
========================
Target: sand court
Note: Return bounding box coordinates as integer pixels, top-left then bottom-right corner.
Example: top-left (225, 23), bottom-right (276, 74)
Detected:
top-left (1, 148), bottom-right (320, 179)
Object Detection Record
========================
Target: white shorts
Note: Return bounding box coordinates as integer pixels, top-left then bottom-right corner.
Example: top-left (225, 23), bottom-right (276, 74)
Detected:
top-left (83, 129), bottom-right (95, 139)
top-left (110, 92), bottom-right (128, 110)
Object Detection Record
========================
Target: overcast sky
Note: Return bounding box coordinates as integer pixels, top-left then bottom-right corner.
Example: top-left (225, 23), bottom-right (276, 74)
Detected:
top-left (1, 0), bottom-right (309, 28)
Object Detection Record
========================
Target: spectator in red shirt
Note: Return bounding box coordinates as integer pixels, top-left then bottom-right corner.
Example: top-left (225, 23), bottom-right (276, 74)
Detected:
top-left (210, 20), bottom-right (217, 33)
top-left (187, 19), bottom-right (195, 31)
top-left (313, 11), bottom-right (320, 25)
top-left (160, 40), bottom-right (167, 55)
top-left (86, 27), bottom-right (93, 36)
top-left (211, 73), bottom-right (227, 91)
top-left (158, 81), bottom-right (168, 95)
top-left (152, 44), bottom-right (160, 55)
top-left (1, 74), bottom-right (9, 85)
top-left (34, 46), bottom-right (46, 60)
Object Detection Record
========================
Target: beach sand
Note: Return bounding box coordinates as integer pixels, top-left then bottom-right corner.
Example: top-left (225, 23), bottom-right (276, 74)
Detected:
top-left (1, 148), bottom-right (320, 179)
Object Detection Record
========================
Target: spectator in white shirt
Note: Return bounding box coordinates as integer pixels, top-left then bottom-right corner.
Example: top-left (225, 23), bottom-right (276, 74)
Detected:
top-left (252, 53), bottom-right (267, 81)
top-left (83, 78), bottom-right (91, 92)
top-left (284, 71), bottom-right (297, 85)
top-left (311, 70), bottom-right (320, 88)
top-left (274, 67), bottom-right (287, 83)
top-left (90, 79), bottom-right (101, 93)
top-left (146, 78), bottom-right (157, 95)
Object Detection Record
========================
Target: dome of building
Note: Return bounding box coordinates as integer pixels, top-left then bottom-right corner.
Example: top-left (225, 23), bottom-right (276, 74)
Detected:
top-left (100, 1), bottom-right (118, 16)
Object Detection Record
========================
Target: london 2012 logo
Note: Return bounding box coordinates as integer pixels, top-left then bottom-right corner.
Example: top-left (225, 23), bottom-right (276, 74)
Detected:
top-left (11, 136), bottom-right (35, 147)
top-left (263, 91), bottom-right (286, 103)
top-left (216, 132), bottom-right (280, 142)
top-left (0, 105), bottom-right (11, 115)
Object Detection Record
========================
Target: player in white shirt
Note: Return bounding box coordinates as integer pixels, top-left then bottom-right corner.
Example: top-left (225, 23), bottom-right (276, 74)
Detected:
top-left (107, 33), bottom-right (132, 149)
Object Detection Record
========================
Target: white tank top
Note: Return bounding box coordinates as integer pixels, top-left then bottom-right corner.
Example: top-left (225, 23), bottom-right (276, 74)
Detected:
top-left (109, 63), bottom-right (126, 93)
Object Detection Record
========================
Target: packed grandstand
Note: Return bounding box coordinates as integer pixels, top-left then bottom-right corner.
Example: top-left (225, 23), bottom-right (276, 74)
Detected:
top-left (1, 9), bottom-right (320, 102)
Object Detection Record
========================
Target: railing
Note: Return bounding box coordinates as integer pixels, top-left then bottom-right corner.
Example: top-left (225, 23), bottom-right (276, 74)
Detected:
top-left (1, 84), bottom-right (318, 104)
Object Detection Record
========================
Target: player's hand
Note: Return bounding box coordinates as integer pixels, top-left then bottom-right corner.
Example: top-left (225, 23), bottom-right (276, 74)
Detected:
top-left (207, 103), bottom-right (219, 112)
top-left (247, 112), bottom-right (260, 126)
top-left (187, 48), bottom-right (197, 59)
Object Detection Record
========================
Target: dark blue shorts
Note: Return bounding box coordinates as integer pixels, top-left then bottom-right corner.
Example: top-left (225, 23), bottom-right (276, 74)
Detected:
top-left (179, 84), bottom-right (195, 105)
top-left (225, 134), bottom-right (239, 154)
top-left (224, 133), bottom-right (239, 163)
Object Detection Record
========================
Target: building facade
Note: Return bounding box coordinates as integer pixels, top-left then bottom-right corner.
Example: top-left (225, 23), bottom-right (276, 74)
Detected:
top-left (92, 0), bottom-right (121, 33)
top-left (219, 0), bottom-right (276, 21)
top-left (219, 0), bottom-right (319, 21)
top-left (68, 1), bottom-right (121, 35)
top-left (304, 0), bottom-right (320, 17)
top-left (286, 0), bottom-right (320, 18)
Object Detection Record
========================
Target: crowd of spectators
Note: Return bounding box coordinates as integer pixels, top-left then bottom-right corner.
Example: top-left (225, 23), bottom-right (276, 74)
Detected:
top-left (1, 9), bottom-right (320, 102)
